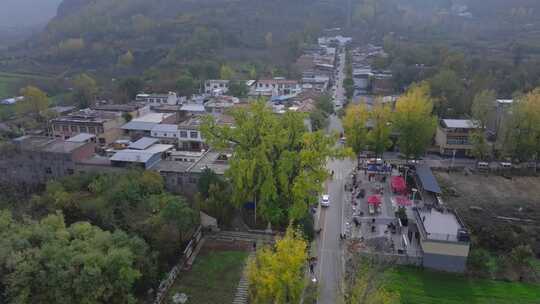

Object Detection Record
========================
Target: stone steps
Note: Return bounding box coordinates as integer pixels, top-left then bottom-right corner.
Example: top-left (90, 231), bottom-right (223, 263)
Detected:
top-left (232, 252), bottom-right (255, 304)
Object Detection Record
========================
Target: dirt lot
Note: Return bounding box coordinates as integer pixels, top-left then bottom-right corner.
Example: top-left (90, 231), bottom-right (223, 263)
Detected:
top-left (434, 171), bottom-right (540, 255)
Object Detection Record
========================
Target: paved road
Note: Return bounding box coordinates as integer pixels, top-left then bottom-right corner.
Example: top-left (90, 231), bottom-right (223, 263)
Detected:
top-left (317, 49), bottom-right (352, 304)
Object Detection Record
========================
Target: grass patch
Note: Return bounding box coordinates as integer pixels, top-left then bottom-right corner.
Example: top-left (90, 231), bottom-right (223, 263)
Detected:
top-left (0, 76), bottom-right (19, 98)
top-left (167, 250), bottom-right (249, 304)
top-left (387, 267), bottom-right (540, 304)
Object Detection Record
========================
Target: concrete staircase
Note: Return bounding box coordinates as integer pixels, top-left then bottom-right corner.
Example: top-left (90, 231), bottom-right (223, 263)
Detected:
top-left (208, 230), bottom-right (275, 245)
top-left (232, 252), bottom-right (254, 304)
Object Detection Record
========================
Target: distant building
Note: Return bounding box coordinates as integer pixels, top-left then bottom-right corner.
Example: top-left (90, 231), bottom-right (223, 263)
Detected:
top-left (435, 119), bottom-right (480, 157)
top-left (110, 137), bottom-right (173, 169)
top-left (121, 112), bottom-right (176, 139)
top-left (154, 150), bottom-right (230, 195)
top-left (0, 136), bottom-right (95, 186)
top-left (93, 102), bottom-right (150, 118)
top-left (318, 35), bottom-right (352, 47)
top-left (0, 96), bottom-right (24, 105)
top-left (177, 114), bottom-right (233, 152)
top-left (204, 95), bottom-right (240, 114)
top-left (177, 116), bottom-right (207, 152)
top-left (301, 74), bottom-right (330, 92)
top-left (50, 109), bottom-right (125, 146)
top-left (204, 80), bottom-right (230, 95)
top-left (251, 79), bottom-right (302, 97)
top-left (151, 124), bottom-right (178, 145)
top-left (136, 92), bottom-right (180, 106)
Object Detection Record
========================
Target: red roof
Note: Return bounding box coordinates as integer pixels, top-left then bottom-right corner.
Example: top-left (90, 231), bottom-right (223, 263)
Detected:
top-left (367, 195), bottom-right (382, 206)
top-left (395, 196), bottom-right (413, 206)
top-left (391, 176), bottom-right (406, 192)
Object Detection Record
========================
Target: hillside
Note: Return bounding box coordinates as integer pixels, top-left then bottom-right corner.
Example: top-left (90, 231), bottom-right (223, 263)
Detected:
top-left (7, 0), bottom-right (346, 75)
top-left (2, 0), bottom-right (540, 81)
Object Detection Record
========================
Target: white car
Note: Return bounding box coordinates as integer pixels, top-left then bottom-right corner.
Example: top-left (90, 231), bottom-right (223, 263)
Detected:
top-left (321, 194), bottom-right (330, 207)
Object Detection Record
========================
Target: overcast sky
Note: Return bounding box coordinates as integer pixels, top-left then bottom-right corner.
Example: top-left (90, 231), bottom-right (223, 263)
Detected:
top-left (0, 0), bottom-right (63, 27)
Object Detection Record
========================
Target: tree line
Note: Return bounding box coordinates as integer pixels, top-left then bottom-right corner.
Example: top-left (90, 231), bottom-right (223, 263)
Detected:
top-left (344, 83), bottom-right (436, 160)
top-left (0, 170), bottom-right (198, 303)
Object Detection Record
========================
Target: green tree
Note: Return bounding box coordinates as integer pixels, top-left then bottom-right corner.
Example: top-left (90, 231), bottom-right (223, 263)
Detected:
top-left (201, 101), bottom-right (342, 225)
top-left (176, 74), bottom-right (196, 97)
top-left (315, 94), bottom-right (334, 116)
top-left (118, 50), bottom-right (135, 67)
top-left (16, 86), bottom-right (49, 120)
top-left (247, 227), bottom-right (307, 304)
top-left (158, 195), bottom-right (198, 241)
top-left (229, 81), bottom-right (249, 97)
top-left (501, 89), bottom-right (540, 161)
top-left (309, 94), bottom-right (334, 132)
top-left (343, 103), bottom-right (369, 155)
top-left (116, 77), bottom-right (144, 103)
top-left (309, 109), bottom-right (329, 131)
top-left (470, 131), bottom-right (490, 161)
top-left (220, 64), bottom-right (235, 80)
top-left (368, 100), bottom-right (393, 156)
top-left (197, 168), bottom-right (223, 199)
top-left (0, 211), bottom-right (150, 304)
top-left (471, 89), bottom-right (496, 129)
top-left (428, 69), bottom-right (465, 116)
top-left (394, 83), bottom-right (437, 159)
top-left (73, 74), bottom-right (97, 108)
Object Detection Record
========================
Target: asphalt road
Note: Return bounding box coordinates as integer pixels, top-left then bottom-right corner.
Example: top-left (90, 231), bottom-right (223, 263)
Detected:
top-left (317, 49), bottom-right (352, 304)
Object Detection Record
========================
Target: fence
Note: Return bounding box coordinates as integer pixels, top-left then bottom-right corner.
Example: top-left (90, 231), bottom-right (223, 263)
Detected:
top-left (153, 226), bottom-right (203, 304)
top-left (356, 251), bottom-right (423, 266)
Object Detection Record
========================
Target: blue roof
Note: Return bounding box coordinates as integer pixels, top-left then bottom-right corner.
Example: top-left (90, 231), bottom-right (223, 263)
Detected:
top-left (416, 165), bottom-right (442, 194)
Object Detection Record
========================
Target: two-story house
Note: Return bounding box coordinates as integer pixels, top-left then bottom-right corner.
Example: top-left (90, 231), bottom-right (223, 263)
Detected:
top-left (251, 78), bottom-right (302, 97)
top-left (50, 109), bottom-right (124, 146)
top-left (435, 119), bottom-right (480, 157)
top-left (204, 80), bottom-right (230, 95)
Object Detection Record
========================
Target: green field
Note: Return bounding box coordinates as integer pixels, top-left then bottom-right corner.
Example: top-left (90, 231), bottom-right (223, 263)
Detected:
top-left (0, 71), bottom-right (54, 99)
top-left (166, 251), bottom-right (249, 304)
top-left (387, 267), bottom-right (540, 304)
top-left (0, 76), bottom-right (19, 99)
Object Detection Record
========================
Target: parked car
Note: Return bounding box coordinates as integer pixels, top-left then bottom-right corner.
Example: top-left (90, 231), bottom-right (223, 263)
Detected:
top-left (321, 194), bottom-right (330, 207)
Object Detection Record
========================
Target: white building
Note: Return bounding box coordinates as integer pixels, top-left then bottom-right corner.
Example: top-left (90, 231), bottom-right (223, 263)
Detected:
top-left (204, 80), bottom-right (230, 95)
top-left (251, 78), bottom-right (302, 97)
top-left (136, 92), bottom-right (180, 106)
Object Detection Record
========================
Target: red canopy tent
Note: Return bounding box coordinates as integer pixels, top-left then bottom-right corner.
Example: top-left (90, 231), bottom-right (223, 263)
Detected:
top-left (395, 195), bottom-right (413, 207)
top-left (391, 176), bottom-right (407, 194)
top-left (367, 195), bottom-right (382, 206)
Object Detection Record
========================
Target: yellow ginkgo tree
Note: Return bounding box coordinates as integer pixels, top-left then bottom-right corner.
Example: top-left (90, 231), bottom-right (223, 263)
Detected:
top-left (247, 227), bottom-right (308, 304)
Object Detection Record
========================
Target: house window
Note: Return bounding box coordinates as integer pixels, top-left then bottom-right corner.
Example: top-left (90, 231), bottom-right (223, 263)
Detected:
top-left (180, 131), bottom-right (188, 138)
top-left (45, 167), bottom-right (52, 174)
top-left (67, 169), bottom-right (74, 175)
top-left (80, 126), bottom-right (87, 133)
top-left (70, 126), bottom-right (77, 132)
top-left (62, 126), bottom-right (69, 132)
top-left (190, 131), bottom-right (198, 139)
top-left (88, 127), bottom-right (96, 134)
